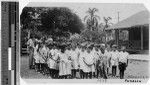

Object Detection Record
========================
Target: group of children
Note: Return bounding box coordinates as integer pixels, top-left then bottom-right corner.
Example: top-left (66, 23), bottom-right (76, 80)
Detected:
top-left (27, 37), bottom-right (129, 79)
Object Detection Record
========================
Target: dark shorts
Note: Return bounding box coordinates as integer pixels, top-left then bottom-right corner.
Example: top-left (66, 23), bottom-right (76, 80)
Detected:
top-left (119, 62), bottom-right (127, 70)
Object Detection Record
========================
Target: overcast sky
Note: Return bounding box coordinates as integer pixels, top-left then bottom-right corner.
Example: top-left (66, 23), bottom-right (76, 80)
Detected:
top-left (26, 2), bottom-right (147, 24)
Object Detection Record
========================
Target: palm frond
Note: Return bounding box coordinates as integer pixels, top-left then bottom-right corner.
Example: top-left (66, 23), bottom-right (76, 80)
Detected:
top-left (93, 17), bottom-right (99, 24)
top-left (108, 17), bottom-right (112, 20)
top-left (84, 15), bottom-right (90, 22)
top-left (86, 8), bottom-right (92, 14)
top-left (86, 19), bottom-right (92, 26)
top-left (93, 8), bottom-right (98, 13)
top-left (93, 15), bottom-right (100, 20)
top-left (103, 17), bottom-right (107, 21)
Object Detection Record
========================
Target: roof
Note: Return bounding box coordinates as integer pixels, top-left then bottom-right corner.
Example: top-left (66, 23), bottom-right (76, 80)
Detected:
top-left (107, 10), bottom-right (149, 30)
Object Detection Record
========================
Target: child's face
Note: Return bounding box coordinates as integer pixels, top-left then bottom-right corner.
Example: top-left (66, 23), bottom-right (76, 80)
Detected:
top-left (68, 47), bottom-right (70, 50)
top-left (61, 49), bottom-right (64, 53)
top-left (95, 47), bottom-right (98, 51)
top-left (72, 47), bottom-right (75, 50)
top-left (78, 46), bottom-right (81, 49)
top-left (82, 48), bottom-right (85, 52)
top-left (87, 48), bottom-right (91, 53)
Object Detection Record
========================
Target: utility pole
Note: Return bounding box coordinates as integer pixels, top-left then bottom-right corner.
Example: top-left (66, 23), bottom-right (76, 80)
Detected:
top-left (116, 11), bottom-right (120, 46)
top-left (118, 12), bottom-right (120, 22)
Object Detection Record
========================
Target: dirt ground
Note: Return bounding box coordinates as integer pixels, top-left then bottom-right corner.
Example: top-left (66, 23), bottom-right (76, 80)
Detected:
top-left (20, 56), bottom-right (149, 79)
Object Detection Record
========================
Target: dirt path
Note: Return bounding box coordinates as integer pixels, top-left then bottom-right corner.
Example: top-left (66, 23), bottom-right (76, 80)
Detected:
top-left (20, 56), bottom-right (149, 79)
top-left (20, 56), bottom-right (50, 79)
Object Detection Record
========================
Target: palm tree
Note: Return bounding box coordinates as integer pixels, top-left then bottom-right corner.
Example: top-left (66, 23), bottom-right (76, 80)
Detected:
top-left (103, 17), bottom-right (113, 30)
top-left (102, 17), bottom-right (113, 45)
top-left (84, 8), bottom-right (100, 31)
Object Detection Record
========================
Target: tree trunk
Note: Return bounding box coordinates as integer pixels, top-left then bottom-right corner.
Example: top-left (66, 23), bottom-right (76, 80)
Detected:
top-left (103, 26), bottom-right (107, 46)
top-left (27, 29), bottom-right (31, 39)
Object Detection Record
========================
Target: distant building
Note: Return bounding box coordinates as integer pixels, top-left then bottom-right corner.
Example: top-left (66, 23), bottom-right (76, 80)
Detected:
top-left (106, 10), bottom-right (149, 54)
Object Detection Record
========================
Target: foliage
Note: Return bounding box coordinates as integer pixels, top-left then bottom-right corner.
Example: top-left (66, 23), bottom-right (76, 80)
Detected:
top-left (20, 7), bottom-right (114, 46)
top-left (20, 7), bottom-right (42, 31)
top-left (69, 33), bottom-right (82, 44)
top-left (102, 17), bottom-right (113, 30)
top-left (21, 29), bottom-right (28, 48)
top-left (21, 7), bottom-right (84, 43)
top-left (80, 29), bottom-right (105, 44)
top-left (84, 8), bottom-right (100, 31)
top-left (40, 7), bottom-right (84, 37)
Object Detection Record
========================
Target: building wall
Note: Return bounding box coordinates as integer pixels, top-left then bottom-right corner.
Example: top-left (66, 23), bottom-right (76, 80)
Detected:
top-left (143, 25), bottom-right (149, 50)
top-left (128, 27), bottom-right (141, 50)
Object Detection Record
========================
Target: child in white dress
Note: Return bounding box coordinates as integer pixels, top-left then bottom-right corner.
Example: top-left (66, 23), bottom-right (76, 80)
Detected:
top-left (59, 48), bottom-right (71, 79)
top-left (33, 42), bottom-right (40, 72)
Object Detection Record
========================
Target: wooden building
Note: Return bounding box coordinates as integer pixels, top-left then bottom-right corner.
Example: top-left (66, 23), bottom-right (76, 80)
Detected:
top-left (106, 10), bottom-right (149, 54)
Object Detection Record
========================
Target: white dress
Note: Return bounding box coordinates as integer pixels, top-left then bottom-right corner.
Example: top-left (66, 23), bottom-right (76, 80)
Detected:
top-left (70, 50), bottom-right (79, 70)
top-left (39, 46), bottom-right (49, 64)
top-left (92, 49), bottom-right (99, 66)
top-left (59, 52), bottom-right (72, 75)
top-left (83, 52), bottom-right (95, 73)
top-left (65, 56), bottom-right (72, 75)
top-left (105, 50), bottom-right (112, 68)
top-left (91, 50), bottom-right (97, 72)
top-left (79, 51), bottom-right (86, 72)
top-left (33, 45), bottom-right (40, 63)
top-left (39, 49), bottom-right (45, 64)
top-left (47, 49), bottom-right (56, 69)
top-left (54, 49), bottom-right (60, 70)
top-left (59, 53), bottom-right (66, 76)
top-left (110, 51), bottom-right (119, 66)
top-left (92, 50), bottom-right (100, 74)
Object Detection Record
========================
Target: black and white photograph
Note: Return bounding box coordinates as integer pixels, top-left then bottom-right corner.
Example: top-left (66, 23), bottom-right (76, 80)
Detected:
top-left (20, 2), bottom-right (149, 82)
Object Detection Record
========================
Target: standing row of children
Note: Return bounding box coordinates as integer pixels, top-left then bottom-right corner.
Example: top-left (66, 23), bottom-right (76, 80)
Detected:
top-left (27, 38), bottom-right (129, 79)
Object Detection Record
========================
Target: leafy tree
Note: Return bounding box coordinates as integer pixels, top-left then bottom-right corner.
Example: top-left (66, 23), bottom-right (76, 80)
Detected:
top-left (21, 7), bottom-right (84, 44)
top-left (40, 7), bottom-right (84, 40)
top-left (20, 7), bottom-right (43, 39)
top-left (80, 29), bottom-right (105, 43)
top-left (84, 8), bottom-right (100, 31)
